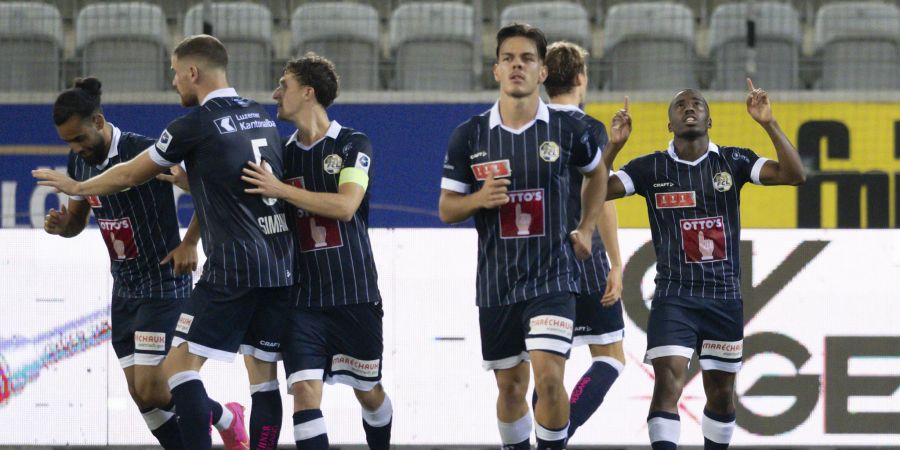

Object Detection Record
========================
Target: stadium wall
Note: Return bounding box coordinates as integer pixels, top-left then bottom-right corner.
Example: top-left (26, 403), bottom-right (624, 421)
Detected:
top-left (0, 228), bottom-right (897, 446)
top-left (1, 101), bottom-right (899, 229)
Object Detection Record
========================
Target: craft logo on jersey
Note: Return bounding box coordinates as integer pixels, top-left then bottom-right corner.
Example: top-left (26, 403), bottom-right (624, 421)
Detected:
top-left (655, 191), bottom-right (696, 209)
top-left (286, 177), bottom-right (343, 252)
top-left (539, 141), bottom-right (560, 162)
top-left (156, 130), bottom-right (172, 152)
top-left (86, 195), bottom-right (102, 208)
top-left (214, 116), bottom-right (237, 134)
top-left (713, 171), bottom-right (733, 192)
top-left (499, 189), bottom-right (545, 239)
top-left (97, 217), bottom-right (139, 261)
top-left (471, 160), bottom-right (511, 180)
top-left (323, 154), bottom-right (342, 175)
top-left (679, 216), bottom-right (727, 263)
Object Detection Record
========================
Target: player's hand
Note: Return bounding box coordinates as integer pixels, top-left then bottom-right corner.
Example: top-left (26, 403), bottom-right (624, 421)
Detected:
top-left (156, 165), bottom-right (190, 192)
top-left (600, 265), bottom-right (623, 307)
top-left (474, 170), bottom-right (511, 209)
top-left (242, 161), bottom-right (286, 199)
top-left (609, 96), bottom-right (632, 148)
top-left (43, 204), bottom-right (69, 235)
top-left (569, 225), bottom-right (593, 261)
top-left (746, 78), bottom-right (774, 125)
top-left (160, 241), bottom-right (198, 275)
top-left (32, 169), bottom-right (81, 195)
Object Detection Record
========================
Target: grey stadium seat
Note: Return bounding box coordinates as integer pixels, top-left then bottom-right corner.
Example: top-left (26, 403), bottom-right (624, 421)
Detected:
top-left (604, 2), bottom-right (697, 90)
top-left (814, 2), bottom-right (900, 90)
top-left (76, 3), bottom-right (168, 91)
top-left (184, 3), bottom-right (273, 92)
top-left (500, 2), bottom-right (591, 50)
top-left (390, 2), bottom-right (476, 91)
top-left (0, 2), bottom-right (63, 91)
top-left (292, 3), bottom-right (380, 90)
top-left (709, 2), bottom-right (802, 90)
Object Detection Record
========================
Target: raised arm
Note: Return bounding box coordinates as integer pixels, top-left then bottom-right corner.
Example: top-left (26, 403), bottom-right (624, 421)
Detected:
top-left (602, 96), bottom-right (631, 171)
top-left (33, 148), bottom-right (168, 196)
top-left (745, 78), bottom-right (806, 186)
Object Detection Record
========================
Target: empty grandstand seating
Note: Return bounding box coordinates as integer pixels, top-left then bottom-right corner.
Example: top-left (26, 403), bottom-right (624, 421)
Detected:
top-left (184, 2), bottom-right (273, 91)
top-left (499, 2), bottom-right (591, 51)
top-left (0, 2), bottom-right (63, 91)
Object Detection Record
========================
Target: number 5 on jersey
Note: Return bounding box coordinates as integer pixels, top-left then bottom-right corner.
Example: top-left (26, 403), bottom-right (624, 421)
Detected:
top-left (251, 138), bottom-right (277, 206)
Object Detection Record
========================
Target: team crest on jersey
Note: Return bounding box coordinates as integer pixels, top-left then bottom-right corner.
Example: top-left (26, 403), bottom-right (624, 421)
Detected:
top-left (156, 130), bottom-right (172, 153)
top-left (539, 141), bottom-right (560, 162)
top-left (713, 172), bottom-right (733, 192)
top-left (323, 154), bottom-right (343, 174)
top-left (214, 116), bottom-right (237, 134)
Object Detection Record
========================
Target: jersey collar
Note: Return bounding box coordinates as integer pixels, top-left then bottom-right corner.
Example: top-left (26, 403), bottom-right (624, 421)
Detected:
top-left (201, 87), bottom-right (239, 106)
top-left (547, 103), bottom-right (583, 113)
top-left (489, 98), bottom-right (550, 134)
top-left (666, 139), bottom-right (719, 166)
top-left (95, 123), bottom-right (122, 170)
top-left (287, 120), bottom-right (342, 150)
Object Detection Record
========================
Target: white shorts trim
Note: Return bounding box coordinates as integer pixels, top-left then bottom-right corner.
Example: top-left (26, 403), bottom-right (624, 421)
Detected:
top-left (134, 354), bottom-right (165, 366)
top-left (326, 374), bottom-right (379, 391)
top-left (699, 359), bottom-right (742, 373)
top-left (287, 369), bottom-right (325, 391)
top-left (573, 329), bottom-right (624, 347)
top-left (239, 344), bottom-right (281, 362)
top-left (119, 354), bottom-right (135, 369)
top-left (525, 337), bottom-right (571, 355)
top-left (171, 337), bottom-right (237, 363)
top-left (644, 345), bottom-right (694, 364)
top-left (482, 351), bottom-right (530, 371)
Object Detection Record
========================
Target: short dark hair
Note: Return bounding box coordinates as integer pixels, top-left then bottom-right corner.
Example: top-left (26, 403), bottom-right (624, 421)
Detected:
top-left (496, 23), bottom-right (547, 61)
top-left (53, 77), bottom-right (102, 126)
top-left (283, 52), bottom-right (339, 108)
top-left (544, 41), bottom-right (588, 98)
top-left (173, 34), bottom-right (228, 69)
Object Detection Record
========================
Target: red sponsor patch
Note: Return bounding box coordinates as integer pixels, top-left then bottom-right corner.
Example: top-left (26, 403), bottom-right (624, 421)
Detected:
top-left (655, 191), bottom-right (696, 209)
top-left (86, 195), bottom-right (102, 208)
top-left (97, 217), bottom-right (139, 260)
top-left (499, 189), bottom-right (544, 239)
top-left (471, 160), bottom-right (511, 180)
top-left (286, 177), bottom-right (343, 252)
top-left (679, 216), bottom-right (727, 263)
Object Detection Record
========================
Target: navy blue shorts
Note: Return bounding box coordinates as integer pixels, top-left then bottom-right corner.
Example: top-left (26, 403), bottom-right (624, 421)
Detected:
top-left (282, 302), bottom-right (384, 392)
top-left (644, 295), bottom-right (744, 372)
top-left (172, 281), bottom-right (291, 362)
top-left (111, 296), bottom-right (182, 368)
top-left (573, 285), bottom-right (625, 347)
top-left (478, 292), bottom-right (576, 370)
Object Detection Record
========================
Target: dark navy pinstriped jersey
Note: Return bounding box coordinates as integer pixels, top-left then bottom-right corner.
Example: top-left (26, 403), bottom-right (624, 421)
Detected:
top-left (282, 121), bottom-right (381, 308)
top-left (615, 141), bottom-right (767, 300)
top-left (67, 124), bottom-right (191, 299)
top-left (550, 104), bottom-right (612, 295)
top-left (441, 100), bottom-right (603, 307)
top-left (150, 89), bottom-right (294, 288)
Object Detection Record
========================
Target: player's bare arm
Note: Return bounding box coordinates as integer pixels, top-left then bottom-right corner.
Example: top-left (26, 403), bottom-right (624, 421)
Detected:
top-left (43, 198), bottom-right (91, 238)
top-left (603, 96), bottom-right (632, 170)
top-left (160, 213), bottom-right (200, 275)
top-left (598, 200), bottom-right (623, 307)
top-left (33, 149), bottom-right (169, 196)
top-left (438, 171), bottom-right (511, 224)
top-left (605, 173), bottom-right (627, 201)
top-left (746, 78), bottom-right (806, 186)
top-left (156, 164), bottom-right (190, 192)
top-left (571, 162), bottom-right (608, 260)
top-left (243, 160), bottom-right (365, 222)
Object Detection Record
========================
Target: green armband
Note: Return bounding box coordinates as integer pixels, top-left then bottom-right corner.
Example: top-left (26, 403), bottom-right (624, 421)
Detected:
top-left (338, 167), bottom-right (369, 190)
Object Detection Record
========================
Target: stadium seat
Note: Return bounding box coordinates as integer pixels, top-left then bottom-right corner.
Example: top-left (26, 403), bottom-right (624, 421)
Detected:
top-left (76, 3), bottom-right (168, 92)
top-left (291, 3), bottom-right (380, 90)
top-left (709, 2), bottom-right (802, 90)
top-left (0, 2), bottom-right (63, 91)
top-left (499, 2), bottom-right (591, 51)
top-left (390, 2), bottom-right (477, 91)
top-left (184, 2), bottom-right (273, 92)
top-left (814, 1), bottom-right (900, 90)
top-left (603, 2), bottom-right (697, 90)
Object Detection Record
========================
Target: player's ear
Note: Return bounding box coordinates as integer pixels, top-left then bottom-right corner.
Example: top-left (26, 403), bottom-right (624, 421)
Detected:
top-left (92, 113), bottom-right (106, 130)
top-left (492, 63), bottom-right (500, 83)
top-left (668, 122), bottom-right (673, 133)
top-left (708, 117), bottom-right (712, 129)
top-left (538, 64), bottom-right (548, 83)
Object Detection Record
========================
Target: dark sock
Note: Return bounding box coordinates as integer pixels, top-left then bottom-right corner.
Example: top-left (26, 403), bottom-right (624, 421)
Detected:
top-left (361, 394), bottom-right (393, 450)
top-left (568, 357), bottom-right (622, 437)
top-left (293, 409), bottom-right (328, 450)
top-left (702, 408), bottom-right (736, 450)
top-left (250, 384), bottom-right (282, 450)
top-left (140, 406), bottom-right (184, 450)
top-left (168, 372), bottom-right (212, 450)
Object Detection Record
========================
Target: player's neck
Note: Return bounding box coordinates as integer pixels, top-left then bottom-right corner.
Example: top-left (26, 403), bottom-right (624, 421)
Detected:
top-left (498, 93), bottom-right (540, 129)
top-left (294, 107), bottom-right (331, 147)
top-left (101, 123), bottom-right (113, 157)
top-left (672, 135), bottom-right (710, 161)
top-left (195, 80), bottom-right (231, 106)
top-left (549, 93), bottom-right (581, 109)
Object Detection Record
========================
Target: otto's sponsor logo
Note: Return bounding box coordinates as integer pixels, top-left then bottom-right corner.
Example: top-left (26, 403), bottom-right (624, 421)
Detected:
top-left (258, 213), bottom-right (289, 235)
top-left (529, 315), bottom-right (574, 338)
top-left (680, 216), bottom-right (727, 263)
top-left (176, 314), bottom-right (194, 334)
top-left (655, 191), bottom-right (696, 209)
top-left (701, 339), bottom-right (743, 359)
top-left (156, 129), bottom-right (172, 152)
top-left (214, 116), bottom-right (237, 134)
top-left (86, 195), bottom-right (102, 208)
top-left (98, 218), bottom-right (131, 231)
top-left (134, 331), bottom-right (166, 352)
top-left (681, 216), bottom-right (724, 231)
top-left (97, 217), bottom-right (138, 260)
top-left (499, 189), bottom-right (545, 239)
top-left (331, 354), bottom-right (380, 378)
top-left (471, 160), bottom-right (511, 180)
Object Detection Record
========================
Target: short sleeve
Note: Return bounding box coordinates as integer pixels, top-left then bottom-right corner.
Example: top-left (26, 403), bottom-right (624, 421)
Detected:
top-left (338, 133), bottom-right (373, 190)
top-left (149, 116), bottom-right (205, 167)
top-left (570, 124), bottom-right (602, 174)
top-left (616, 157), bottom-right (648, 197)
top-left (440, 122), bottom-right (475, 194)
top-left (727, 147), bottom-right (767, 186)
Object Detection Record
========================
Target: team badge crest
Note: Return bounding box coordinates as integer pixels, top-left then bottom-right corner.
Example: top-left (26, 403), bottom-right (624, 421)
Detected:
top-left (323, 154), bottom-right (343, 174)
top-left (712, 172), bottom-right (733, 192)
top-left (539, 141), bottom-right (560, 162)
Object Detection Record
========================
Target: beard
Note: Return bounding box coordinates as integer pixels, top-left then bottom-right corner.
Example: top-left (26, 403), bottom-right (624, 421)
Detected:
top-left (78, 139), bottom-right (109, 166)
top-left (178, 90), bottom-right (199, 107)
